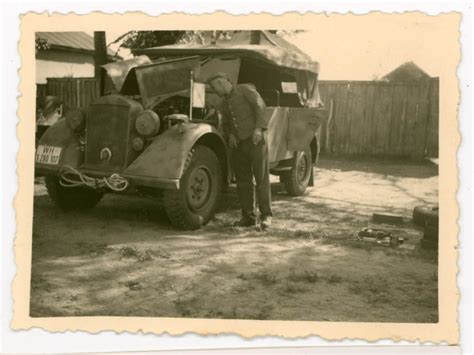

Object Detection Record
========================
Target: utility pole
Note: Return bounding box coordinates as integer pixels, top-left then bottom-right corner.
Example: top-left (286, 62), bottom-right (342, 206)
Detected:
top-left (94, 31), bottom-right (108, 95)
top-left (93, 31), bottom-right (108, 79)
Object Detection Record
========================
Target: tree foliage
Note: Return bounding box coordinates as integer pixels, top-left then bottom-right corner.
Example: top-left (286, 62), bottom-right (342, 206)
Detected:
top-left (35, 37), bottom-right (50, 54)
top-left (116, 31), bottom-right (187, 49)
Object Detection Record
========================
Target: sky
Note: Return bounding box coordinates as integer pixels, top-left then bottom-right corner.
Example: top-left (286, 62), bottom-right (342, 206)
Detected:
top-left (285, 15), bottom-right (444, 80)
top-left (104, 14), bottom-right (446, 81)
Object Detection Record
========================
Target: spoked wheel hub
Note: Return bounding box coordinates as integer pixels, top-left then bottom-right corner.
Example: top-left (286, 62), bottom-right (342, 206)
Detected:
top-left (186, 165), bottom-right (213, 212)
top-left (297, 152), bottom-right (310, 181)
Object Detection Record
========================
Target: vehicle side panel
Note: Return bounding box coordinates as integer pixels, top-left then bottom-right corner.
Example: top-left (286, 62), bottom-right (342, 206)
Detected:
top-left (287, 107), bottom-right (326, 152)
top-left (265, 107), bottom-right (292, 163)
top-left (266, 107), bottom-right (326, 164)
top-left (35, 119), bottom-right (83, 175)
top-left (124, 122), bottom-right (225, 182)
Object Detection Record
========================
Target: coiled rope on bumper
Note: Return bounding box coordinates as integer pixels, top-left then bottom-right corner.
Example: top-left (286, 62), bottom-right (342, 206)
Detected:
top-left (59, 165), bottom-right (129, 192)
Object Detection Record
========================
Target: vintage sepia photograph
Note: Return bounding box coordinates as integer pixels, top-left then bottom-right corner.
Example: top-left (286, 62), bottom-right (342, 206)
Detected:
top-left (31, 27), bottom-right (442, 322)
top-left (10, 12), bottom-right (460, 342)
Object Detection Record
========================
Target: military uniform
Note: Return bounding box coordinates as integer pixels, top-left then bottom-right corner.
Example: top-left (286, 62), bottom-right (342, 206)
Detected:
top-left (220, 84), bottom-right (273, 222)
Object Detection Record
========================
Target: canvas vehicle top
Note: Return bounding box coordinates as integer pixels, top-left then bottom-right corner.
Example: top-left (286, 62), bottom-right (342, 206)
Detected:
top-left (35, 30), bottom-right (326, 230)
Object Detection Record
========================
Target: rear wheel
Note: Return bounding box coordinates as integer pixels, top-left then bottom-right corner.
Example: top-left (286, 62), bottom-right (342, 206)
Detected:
top-left (280, 148), bottom-right (312, 196)
top-left (163, 145), bottom-right (222, 230)
top-left (45, 176), bottom-right (103, 210)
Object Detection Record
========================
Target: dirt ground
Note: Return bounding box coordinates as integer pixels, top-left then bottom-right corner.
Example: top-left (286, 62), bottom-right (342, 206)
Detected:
top-left (30, 157), bottom-right (439, 322)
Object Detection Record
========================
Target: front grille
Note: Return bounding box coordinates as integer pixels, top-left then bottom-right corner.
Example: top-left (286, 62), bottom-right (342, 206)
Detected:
top-left (84, 95), bottom-right (142, 172)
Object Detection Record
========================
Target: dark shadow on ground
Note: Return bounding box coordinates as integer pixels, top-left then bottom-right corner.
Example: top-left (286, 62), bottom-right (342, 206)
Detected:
top-left (317, 156), bottom-right (438, 179)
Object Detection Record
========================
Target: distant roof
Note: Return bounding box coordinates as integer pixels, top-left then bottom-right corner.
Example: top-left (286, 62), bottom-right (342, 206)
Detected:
top-left (382, 61), bottom-right (431, 82)
top-left (133, 31), bottom-right (319, 74)
top-left (36, 32), bottom-right (118, 59)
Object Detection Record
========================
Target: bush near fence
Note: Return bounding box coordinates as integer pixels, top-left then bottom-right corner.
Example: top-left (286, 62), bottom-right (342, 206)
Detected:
top-left (36, 77), bottom-right (439, 159)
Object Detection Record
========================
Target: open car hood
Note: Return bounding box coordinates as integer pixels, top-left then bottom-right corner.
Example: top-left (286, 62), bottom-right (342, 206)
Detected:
top-left (102, 56), bottom-right (201, 109)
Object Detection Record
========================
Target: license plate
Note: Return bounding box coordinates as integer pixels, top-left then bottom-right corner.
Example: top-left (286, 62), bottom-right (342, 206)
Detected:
top-left (36, 145), bottom-right (62, 165)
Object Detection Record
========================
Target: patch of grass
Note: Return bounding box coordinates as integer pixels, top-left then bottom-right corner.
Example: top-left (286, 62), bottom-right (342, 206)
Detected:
top-left (412, 246), bottom-right (438, 263)
top-left (288, 269), bottom-right (319, 283)
top-left (209, 306), bottom-right (240, 319)
top-left (120, 246), bottom-right (152, 262)
top-left (152, 247), bottom-right (171, 259)
top-left (243, 303), bottom-right (275, 320)
top-left (237, 272), bottom-right (249, 280)
top-left (347, 276), bottom-right (391, 304)
top-left (231, 284), bottom-right (250, 294)
top-left (30, 275), bottom-right (53, 292)
top-left (124, 280), bottom-right (142, 291)
top-left (367, 291), bottom-right (390, 304)
top-left (253, 270), bottom-right (278, 286)
top-left (279, 281), bottom-right (309, 295)
top-left (173, 296), bottom-right (196, 317)
top-left (238, 270), bottom-right (278, 286)
top-left (327, 275), bottom-right (343, 284)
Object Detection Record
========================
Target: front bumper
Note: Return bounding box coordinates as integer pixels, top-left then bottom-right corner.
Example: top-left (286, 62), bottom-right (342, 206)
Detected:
top-left (35, 165), bottom-right (180, 190)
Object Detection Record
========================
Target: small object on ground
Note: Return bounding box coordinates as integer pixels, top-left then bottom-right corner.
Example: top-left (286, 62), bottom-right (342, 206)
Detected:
top-left (412, 205), bottom-right (439, 227)
top-left (120, 246), bottom-right (152, 262)
top-left (357, 227), bottom-right (404, 247)
top-left (372, 213), bottom-right (404, 224)
top-left (232, 218), bottom-right (257, 227)
top-left (261, 216), bottom-right (272, 230)
top-left (125, 281), bottom-right (141, 291)
top-left (390, 235), bottom-right (403, 247)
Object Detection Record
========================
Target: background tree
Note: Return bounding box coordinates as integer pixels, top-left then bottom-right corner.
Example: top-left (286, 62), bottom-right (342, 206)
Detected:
top-left (35, 37), bottom-right (50, 56)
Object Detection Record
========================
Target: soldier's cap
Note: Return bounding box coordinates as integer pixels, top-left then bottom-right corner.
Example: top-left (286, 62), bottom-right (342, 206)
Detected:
top-left (206, 72), bottom-right (230, 84)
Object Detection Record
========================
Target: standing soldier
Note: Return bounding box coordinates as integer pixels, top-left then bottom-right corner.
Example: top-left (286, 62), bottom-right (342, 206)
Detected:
top-left (207, 72), bottom-right (273, 229)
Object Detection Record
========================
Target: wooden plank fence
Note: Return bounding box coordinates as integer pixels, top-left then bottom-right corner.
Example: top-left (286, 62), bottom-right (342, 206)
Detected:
top-left (36, 77), bottom-right (439, 159)
top-left (318, 78), bottom-right (439, 159)
top-left (36, 83), bottom-right (48, 99)
top-left (38, 78), bottom-right (100, 110)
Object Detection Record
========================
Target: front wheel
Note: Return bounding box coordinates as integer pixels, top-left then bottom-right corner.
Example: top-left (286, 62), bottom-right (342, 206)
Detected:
top-left (45, 176), bottom-right (103, 210)
top-left (163, 145), bottom-right (222, 230)
top-left (280, 148), bottom-right (312, 196)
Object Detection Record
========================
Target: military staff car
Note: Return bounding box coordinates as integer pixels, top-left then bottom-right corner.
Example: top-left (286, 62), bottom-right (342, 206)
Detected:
top-left (36, 31), bottom-right (326, 230)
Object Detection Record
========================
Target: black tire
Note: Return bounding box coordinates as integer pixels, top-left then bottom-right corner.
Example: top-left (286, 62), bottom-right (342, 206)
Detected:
top-left (421, 238), bottom-right (438, 250)
top-left (413, 205), bottom-right (439, 226)
top-left (45, 176), bottom-right (103, 210)
top-left (280, 148), bottom-right (312, 196)
top-left (423, 223), bottom-right (439, 241)
top-left (163, 145), bottom-right (222, 230)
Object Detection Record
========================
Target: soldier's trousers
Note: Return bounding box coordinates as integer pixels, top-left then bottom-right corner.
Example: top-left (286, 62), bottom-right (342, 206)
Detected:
top-left (231, 136), bottom-right (273, 221)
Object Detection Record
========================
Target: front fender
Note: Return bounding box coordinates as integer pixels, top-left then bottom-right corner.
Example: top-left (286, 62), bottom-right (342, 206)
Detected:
top-left (35, 119), bottom-right (83, 176)
top-left (124, 122), bottom-right (226, 185)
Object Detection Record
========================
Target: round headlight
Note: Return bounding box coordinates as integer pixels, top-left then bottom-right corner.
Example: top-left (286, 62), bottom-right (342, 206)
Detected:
top-left (135, 110), bottom-right (160, 136)
top-left (132, 137), bottom-right (144, 151)
top-left (65, 108), bottom-right (86, 133)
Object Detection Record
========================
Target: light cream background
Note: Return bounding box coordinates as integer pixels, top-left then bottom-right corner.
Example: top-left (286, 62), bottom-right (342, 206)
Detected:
top-left (13, 11), bottom-right (460, 343)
